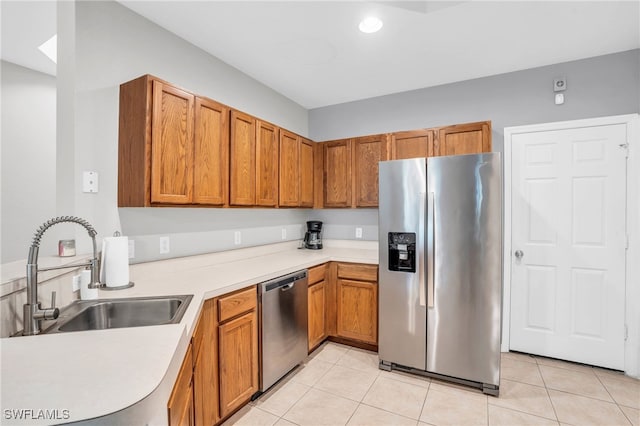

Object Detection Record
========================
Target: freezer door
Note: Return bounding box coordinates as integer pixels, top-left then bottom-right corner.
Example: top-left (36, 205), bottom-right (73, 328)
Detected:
top-left (378, 159), bottom-right (427, 370)
top-left (426, 153), bottom-right (502, 386)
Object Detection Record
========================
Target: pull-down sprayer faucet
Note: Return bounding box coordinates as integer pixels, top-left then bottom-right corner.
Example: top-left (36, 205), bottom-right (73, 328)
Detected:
top-left (23, 216), bottom-right (102, 335)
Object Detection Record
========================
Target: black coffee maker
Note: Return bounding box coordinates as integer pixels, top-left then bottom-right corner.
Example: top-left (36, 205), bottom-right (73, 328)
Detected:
top-left (304, 221), bottom-right (323, 250)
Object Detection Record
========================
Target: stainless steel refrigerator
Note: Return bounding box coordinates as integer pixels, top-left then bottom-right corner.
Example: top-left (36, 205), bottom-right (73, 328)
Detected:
top-left (378, 153), bottom-right (502, 395)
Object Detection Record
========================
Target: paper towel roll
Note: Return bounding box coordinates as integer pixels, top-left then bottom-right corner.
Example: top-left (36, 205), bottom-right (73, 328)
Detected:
top-left (79, 269), bottom-right (97, 300)
top-left (101, 236), bottom-right (130, 287)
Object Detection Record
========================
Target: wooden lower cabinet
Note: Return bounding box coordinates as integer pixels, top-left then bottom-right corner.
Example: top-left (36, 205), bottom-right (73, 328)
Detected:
top-left (336, 278), bottom-right (378, 345)
top-left (217, 290), bottom-right (259, 419)
top-left (169, 264), bottom-right (379, 425)
top-left (308, 280), bottom-right (327, 351)
top-left (308, 262), bottom-right (379, 349)
top-left (193, 299), bottom-right (218, 426)
top-left (168, 345), bottom-right (195, 426)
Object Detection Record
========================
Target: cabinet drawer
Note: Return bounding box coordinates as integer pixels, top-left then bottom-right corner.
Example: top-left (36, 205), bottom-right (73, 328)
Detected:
top-left (218, 287), bottom-right (257, 323)
top-left (337, 263), bottom-right (378, 282)
top-left (308, 264), bottom-right (326, 285)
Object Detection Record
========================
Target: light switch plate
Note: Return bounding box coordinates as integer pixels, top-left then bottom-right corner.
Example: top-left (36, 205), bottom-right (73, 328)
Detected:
top-left (82, 171), bottom-right (99, 193)
top-left (234, 231), bottom-right (241, 245)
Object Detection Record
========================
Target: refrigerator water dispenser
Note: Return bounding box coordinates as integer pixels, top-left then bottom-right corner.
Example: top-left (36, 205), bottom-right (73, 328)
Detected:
top-left (388, 232), bottom-right (416, 272)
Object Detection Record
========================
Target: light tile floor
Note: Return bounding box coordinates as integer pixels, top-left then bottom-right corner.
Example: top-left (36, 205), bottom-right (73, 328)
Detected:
top-left (223, 342), bottom-right (640, 426)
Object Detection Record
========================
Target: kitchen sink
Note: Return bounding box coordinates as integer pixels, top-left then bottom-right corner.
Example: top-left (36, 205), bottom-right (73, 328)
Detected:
top-left (43, 295), bottom-right (193, 333)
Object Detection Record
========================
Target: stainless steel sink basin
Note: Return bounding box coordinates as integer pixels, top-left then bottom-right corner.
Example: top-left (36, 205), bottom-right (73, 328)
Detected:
top-left (43, 295), bottom-right (193, 333)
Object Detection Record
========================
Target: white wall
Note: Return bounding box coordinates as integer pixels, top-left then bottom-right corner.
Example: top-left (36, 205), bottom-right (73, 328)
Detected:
top-left (308, 49), bottom-right (640, 243)
top-left (72, 0), bottom-right (310, 259)
top-left (0, 61), bottom-right (57, 263)
top-left (309, 49), bottom-right (640, 146)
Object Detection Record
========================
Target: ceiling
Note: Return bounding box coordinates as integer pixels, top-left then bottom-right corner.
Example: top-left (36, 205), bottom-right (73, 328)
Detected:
top-left (1, 1), bottom-right (57, 76)
top-left (2, 1), bottom-right (639, 109)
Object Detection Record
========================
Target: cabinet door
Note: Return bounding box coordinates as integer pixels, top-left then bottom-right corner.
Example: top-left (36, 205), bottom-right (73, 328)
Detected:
top-left (353, 135), bottom-right (387, 207)
top-left (230, 110), bottom-right (256, 206)
top-left (256, 121), bottom-right (279, 207)
top-left (279, 130), bottom-right (300, 207)
top-left (193, 300), bottom-right (218, 426)
top-left (308, 280), bottom-right (327, 351)
top-left (193, 97), bottom-right (229, 206)
top-left (151, 80), bottom-right (194, 204)
top-left (336, 279), bottom-right (378, 344)
top-left (218, 310), bottom-right (259, 418)
top-left (300, 138), bottom-right (314, 208)
top-left (390, 129), bottom-right (433, 160)
top-left (168, 345), bottom-right (194, 426)
top-left (324, 140), bottom-right (352, 207)
top-left (436, 121), bottom-right (491, 156)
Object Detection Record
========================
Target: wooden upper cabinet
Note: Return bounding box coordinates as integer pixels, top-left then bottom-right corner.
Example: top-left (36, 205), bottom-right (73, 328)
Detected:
top-left (390, 129), bottom-right (434, 160)
top-left (193, 97), bottom-right (229, 206)
top-left (150, 80), bottom-right (195, 204)
top-left (279, 130), bottom-right (301, 207)
top-left (300, 138), bottom-right (314, 208)
top-left (323, 139), bottom-right (352, 208)
top-left (353, 134), bottom-right (388, 207)
top-left (229, 110), bottom-right (256, 206)
top-left (435, 121), bottom-right (491, 156)
top-left (118, 75), bottom-right (230, 207)
top-left (256, 121), bottom-right (279, 207)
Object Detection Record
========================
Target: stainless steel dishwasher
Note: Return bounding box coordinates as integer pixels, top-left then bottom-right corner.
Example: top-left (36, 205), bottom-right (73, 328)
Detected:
top-left (259, 270), bottom-right (308, 392)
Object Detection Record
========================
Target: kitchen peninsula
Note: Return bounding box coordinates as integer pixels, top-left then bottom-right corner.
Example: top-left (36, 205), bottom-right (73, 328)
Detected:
top-left (1, 240), bottom-right (377, 425)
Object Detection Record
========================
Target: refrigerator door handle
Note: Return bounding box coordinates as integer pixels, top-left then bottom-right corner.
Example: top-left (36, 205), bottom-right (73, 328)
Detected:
top-left (418, 192), bottom-right (427, 306)
top-left (427, 191), bottom-right (435, 308)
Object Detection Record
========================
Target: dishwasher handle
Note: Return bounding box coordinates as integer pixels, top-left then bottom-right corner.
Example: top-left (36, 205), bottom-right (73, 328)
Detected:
top-left (262, 270), bottom-right (307, 292)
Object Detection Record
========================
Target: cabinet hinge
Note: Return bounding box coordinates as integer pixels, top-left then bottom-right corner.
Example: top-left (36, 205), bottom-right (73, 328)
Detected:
top-left (624, 324), bottom-right (628, 341)
top-left (619, 143), bottom-right (629, 158)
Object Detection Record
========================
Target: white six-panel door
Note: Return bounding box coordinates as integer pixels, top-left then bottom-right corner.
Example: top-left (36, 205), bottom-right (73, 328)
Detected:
top-left (509, 124), bottom-right (627, 370)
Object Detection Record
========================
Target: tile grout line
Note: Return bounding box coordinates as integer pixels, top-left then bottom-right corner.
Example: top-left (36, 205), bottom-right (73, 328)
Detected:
top-left (592, 371), bottom-right (637, 425)
top-left (417, 378), bottom-right (432, 423)
top-left (534, 362), bottom-right (561, 423)
top-left (343, 355), bottom-right (380, 425)
top-left (276, 379), bottom-right (312, 425)
top-left (347, 374), bottom-right (427, 424)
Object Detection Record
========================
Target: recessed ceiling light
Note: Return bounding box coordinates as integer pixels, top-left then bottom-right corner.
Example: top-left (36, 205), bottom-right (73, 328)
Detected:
top-left (359, 16), bottom-right (383, 34)
top-left (38, 34), bottom-right (57, 64)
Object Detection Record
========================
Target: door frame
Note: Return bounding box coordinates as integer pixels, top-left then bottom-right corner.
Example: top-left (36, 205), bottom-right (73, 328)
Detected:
top-left (502, 114), bottom-right (640, 378)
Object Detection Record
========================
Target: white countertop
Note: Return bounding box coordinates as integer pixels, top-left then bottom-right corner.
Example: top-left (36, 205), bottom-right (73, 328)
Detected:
top-left (0, 240), bottom-right (378, 425)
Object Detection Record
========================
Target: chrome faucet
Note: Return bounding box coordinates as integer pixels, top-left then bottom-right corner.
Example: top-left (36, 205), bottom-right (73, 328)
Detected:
top-left (23, 216), bottom-right (102, 335)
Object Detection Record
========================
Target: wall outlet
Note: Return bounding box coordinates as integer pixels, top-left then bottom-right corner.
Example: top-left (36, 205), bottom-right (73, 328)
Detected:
top-left (234, 231), bottom-right (241, 245)
top-left (128, 239), bottom-right (135, 259)
top-left (159, 236), bottom-right (170, 254)
top-left (281, 228), bottom-right (287, 240)
top-left (72, 274), bottom-right (81, 292)
top-left (355, 227), bottom-right (363, 239)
